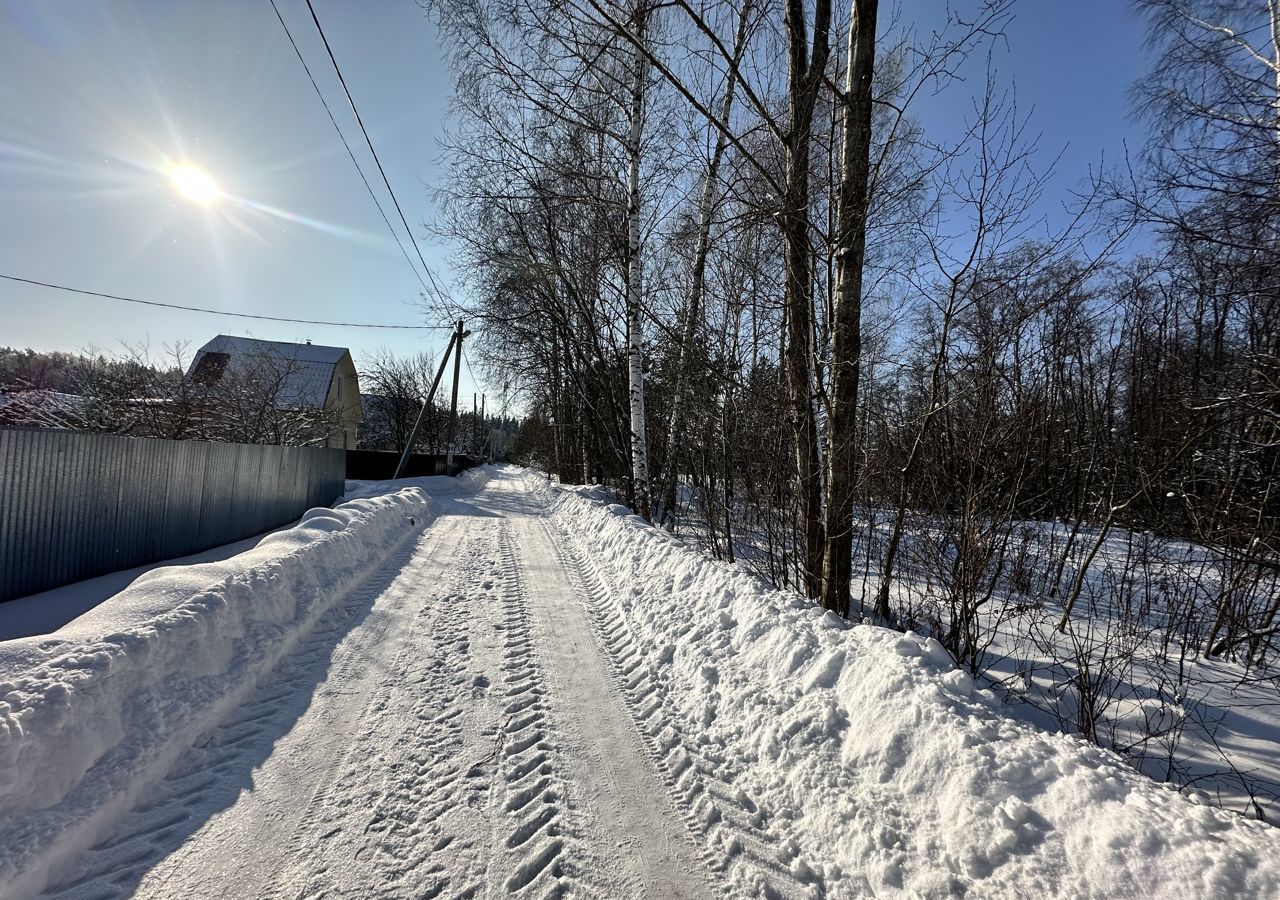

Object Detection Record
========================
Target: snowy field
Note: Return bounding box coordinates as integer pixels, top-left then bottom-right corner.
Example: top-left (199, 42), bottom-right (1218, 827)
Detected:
top-left (1, 466), bottom-right (1278, 899)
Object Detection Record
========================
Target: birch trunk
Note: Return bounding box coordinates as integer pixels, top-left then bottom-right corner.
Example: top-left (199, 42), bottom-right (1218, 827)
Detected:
top-left (626, 4), bottom-right (651, 519)
top-left (1271, 0), bottom-right (1280, 180)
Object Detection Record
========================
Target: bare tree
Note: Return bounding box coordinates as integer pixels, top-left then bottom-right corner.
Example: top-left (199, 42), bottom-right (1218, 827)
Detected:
top-left (820, 0), bottom-right (879, 614)
top-left (361, 349), bottom-right (443, 452)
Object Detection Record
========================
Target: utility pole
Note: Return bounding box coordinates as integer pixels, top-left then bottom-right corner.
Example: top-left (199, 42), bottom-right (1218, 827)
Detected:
top-left (394, 330), bottom-right (459, 479)
top-left (480, 393), bottom-right (486, 462)
top-left (445, 319), bottom-right (465, 473)
top-left (472, 392), bottom-right (478, 457)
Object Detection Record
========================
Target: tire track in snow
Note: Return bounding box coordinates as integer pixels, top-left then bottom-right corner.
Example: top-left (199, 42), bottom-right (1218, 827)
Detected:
top-left (543, 512), bottom-right (819, 900)
top-left (38, 473), bottom-right (783, 900)
top-left (487, 480), bottom-right (717, 900)
top-left (485, 520), bottom-right (573, 900)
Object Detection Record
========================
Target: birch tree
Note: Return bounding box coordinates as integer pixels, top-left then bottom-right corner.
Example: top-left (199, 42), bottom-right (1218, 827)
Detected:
top-left (625, 3), bottom-right (653, 519)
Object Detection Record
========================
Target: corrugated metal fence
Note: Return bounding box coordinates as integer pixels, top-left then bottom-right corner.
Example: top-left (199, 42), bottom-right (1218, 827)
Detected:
top-left (0, 428), bottom-right (346, 602)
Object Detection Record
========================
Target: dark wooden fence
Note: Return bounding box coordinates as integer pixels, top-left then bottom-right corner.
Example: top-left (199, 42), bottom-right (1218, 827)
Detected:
top-left (346, 449), bottom-right (478, 480)
top-left (0, 428), bottom-right (346, 602)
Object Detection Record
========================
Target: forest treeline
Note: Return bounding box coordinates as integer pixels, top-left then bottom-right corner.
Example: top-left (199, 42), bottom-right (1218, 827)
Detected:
top-left (430, 0), bottom-right (1280, 802)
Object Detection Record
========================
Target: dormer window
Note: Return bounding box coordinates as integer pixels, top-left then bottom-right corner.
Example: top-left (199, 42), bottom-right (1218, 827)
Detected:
top-left (192, 352), bottom-right (230, 384)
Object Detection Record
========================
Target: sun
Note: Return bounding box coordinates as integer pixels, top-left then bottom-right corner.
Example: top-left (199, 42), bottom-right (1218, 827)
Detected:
top-left (168, 164), bottom-right (222, 205)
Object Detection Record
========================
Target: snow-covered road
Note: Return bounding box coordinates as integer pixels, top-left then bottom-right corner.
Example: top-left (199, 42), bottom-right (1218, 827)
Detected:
top-left (35, 472), bottom-right (722, 900)
top-left (8, 466), bottom-right (1280, 900)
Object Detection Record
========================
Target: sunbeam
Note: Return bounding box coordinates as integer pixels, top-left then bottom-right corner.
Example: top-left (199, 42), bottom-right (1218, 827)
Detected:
top-left (233, 196), bottom-right (388, 247)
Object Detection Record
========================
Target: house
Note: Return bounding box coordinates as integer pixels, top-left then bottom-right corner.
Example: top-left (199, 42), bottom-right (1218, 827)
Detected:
top-left (186, 335), bottom-right (363, 449)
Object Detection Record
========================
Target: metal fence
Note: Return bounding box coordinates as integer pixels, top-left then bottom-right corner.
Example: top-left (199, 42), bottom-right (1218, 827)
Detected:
top-left (0, 428), bottom-right (346, 602)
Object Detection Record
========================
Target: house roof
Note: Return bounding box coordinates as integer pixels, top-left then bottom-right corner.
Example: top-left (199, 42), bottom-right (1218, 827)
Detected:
top-left (188, 335), bottom-right (352, 409)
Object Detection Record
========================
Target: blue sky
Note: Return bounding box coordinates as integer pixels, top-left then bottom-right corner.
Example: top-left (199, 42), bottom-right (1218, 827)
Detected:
top-left (900, 0), bottom-right (1152, 239)
top-left (1, 0), bottom-right (1152, 405)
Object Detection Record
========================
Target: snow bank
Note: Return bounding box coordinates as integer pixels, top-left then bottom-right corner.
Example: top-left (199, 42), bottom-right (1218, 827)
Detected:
top-left (528, 473), bottom-right (1280, 899)
top-left (0, 485), bottom-right (432, 898)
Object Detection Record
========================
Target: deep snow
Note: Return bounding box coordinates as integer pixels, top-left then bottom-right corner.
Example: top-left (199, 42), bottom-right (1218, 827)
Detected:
top-left (668, 481), bottom-right (1280, 822)
top-left (0, 532), bottom-right (278, 642)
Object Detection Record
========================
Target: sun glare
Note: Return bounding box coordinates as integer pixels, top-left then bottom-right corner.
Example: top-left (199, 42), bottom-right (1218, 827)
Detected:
top-left (168, 164), bottom-right (222, 205)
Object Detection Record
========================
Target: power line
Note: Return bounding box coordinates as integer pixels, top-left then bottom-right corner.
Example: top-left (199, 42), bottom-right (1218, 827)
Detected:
top-left (267, 0), bottom-right (432, 297)
top-left (302, 0), bottom-right (446, 302)
top-left (461, 342), bottom-right (482, 390)
top-left (0, 274), bottom-right (449, 329)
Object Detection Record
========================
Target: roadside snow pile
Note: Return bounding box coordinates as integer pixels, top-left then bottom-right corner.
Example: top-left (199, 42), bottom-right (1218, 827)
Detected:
top-left (529, 473), bottom-right (1280, 900)
top-left (0, 485), bottom-right (431, 898)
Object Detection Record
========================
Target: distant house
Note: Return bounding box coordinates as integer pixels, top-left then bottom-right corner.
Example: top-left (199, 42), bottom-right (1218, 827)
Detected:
top-left (186, 335), bottom-right (363, 449)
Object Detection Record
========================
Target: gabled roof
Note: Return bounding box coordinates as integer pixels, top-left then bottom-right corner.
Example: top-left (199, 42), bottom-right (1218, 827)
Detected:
top-left (187, 335), bottom-right (351, 408)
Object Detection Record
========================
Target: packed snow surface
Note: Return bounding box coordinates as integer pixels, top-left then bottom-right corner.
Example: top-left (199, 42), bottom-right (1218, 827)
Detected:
top-left (0, 465), bottom-right (1276, 899)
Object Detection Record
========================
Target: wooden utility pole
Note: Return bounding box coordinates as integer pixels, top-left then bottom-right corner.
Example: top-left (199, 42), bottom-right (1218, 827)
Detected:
top-left (445, 319), bottom-right (465, 473)
top-left (394, 330), bottom-right (459, 479)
